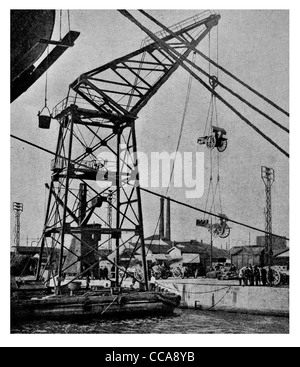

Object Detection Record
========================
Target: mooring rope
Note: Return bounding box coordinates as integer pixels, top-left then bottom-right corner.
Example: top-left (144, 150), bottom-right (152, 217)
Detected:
top-left (100, 295), bottom-right (119, 315)
top-left (157, 282), bottom-right (232, 295)
top-left (207, 286), bottom-right (232, 310)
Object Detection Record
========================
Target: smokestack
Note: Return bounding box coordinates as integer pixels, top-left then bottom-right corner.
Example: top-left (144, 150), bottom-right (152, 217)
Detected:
top-left (159, 197), bottom-right (165, 239)
top-left (78, 183), bottom-right (87, 224)
top-left (166, 197), bottom-right (171, 241)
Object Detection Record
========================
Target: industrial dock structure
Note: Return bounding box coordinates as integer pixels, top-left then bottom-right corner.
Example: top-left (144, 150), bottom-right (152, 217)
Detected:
top-left (10, 10), bottom-right (289, 324)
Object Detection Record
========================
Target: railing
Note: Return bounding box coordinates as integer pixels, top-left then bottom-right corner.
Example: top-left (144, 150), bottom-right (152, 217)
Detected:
top-left (52, 98), bottom-right (69, 118)
top-left (76, 159), bottom-right (106, 171)
top-left (52, 95), bottom-right (102, 118)
top-left (51, 158), bottom-right (117, 172)
top-left (51, 157), bottom-right (68, 171)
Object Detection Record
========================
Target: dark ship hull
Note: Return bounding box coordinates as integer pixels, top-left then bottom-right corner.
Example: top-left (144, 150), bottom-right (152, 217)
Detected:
top-left (11, 290), bottom-right (181, 321)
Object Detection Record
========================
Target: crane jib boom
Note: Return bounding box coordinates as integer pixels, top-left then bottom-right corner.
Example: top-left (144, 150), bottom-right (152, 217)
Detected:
top-left (138, 9), bottom-right (289, 119)
top-left (138, 10), bottom-right (289, 133)
top-left (119, 10), bottom-right (289, 158)
top-left (68, 12), bottom-right (221, 120)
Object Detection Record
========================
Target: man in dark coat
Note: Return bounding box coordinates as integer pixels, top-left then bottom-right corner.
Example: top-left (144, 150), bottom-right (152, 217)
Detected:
top-left (261, 267), bottom-right (267, 286)
top-left (244, 267), bottom-right (250, 286)
top-left (268, 266), bottom-right (274, 287)
top-left (249, 265), bottom-right (255, 286)
top-left (254, 265), bottom-right (261, 286)
top-left (103, 266), bottom-right (109, 280)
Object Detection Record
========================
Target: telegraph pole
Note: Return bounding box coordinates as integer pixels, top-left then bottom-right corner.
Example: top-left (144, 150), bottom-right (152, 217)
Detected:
top-left (210, 218), bottom-right (213, 270)
top-left (261, 166), bottom-right (275, 266)
top-left (107, 190), bottom-right (114, 252)
top-left (13, 202), bottom-right (23, 253)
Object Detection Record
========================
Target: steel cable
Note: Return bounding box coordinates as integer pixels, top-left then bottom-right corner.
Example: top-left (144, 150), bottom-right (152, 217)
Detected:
top-left (10, 133), bottom-right (289, 241)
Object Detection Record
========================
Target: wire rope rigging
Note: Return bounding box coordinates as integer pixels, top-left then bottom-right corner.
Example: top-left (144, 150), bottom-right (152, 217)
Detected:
top-left (37, 10), bottom-right (75, 129)
top-left (37, 45), bottom-right (53, 129)
top-left (10, 133), bottom-right (289, 242)
top-left (126, 10), bottom-right (289, 158)
top-left (146, 52), bottom-right (196, 256)
top-left (196, 28), bottom-right (230, 239)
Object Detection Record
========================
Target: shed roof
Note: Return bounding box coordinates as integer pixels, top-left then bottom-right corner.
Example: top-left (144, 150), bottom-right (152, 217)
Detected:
top-left (230, 246), bottom-right (265, 256)
top-left (274, 248), bottom-right (289, 258)
top-left (171, 241), bottom-right (229, 259)
top-left (134, 235), bottom-right (173, 255)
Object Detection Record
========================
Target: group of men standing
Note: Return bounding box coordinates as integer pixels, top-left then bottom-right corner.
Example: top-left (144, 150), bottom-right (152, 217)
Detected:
top-left (99, 266), bottom-right (109, 280)
top-left (239, 265), bottom-right (274, 286)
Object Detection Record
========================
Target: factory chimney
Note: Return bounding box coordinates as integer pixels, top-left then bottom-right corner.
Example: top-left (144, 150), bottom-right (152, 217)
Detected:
top-left (159, 197), bottom-right (165, 239)
top-left (78, 183), bottom-right (87, 224)
top-left (166, 197), bottom-right (171, 241)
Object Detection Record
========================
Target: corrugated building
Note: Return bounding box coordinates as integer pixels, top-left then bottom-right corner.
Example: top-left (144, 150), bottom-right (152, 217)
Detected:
top-left (273, 248), bottom-right (289, 268)
top-left (169, 240), bottom-right (229, 269)
top-left (230, 246), bottom-right (265, 269)
top-left (133, 235), bottom-right (173, 262)
top-left (256, 235), bottom-right (287, 251)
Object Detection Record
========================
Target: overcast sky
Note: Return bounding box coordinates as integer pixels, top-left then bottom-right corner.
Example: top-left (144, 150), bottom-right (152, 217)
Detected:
top-left (10, 9), bottom-right (289, 249)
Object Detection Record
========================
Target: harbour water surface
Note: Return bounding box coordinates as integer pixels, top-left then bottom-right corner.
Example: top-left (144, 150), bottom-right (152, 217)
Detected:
top-left (11, 309), bottom-right (289, 334)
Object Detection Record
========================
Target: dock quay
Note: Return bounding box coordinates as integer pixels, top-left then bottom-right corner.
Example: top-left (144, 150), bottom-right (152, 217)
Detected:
top-left (156, 278), bottom-right (289, 317)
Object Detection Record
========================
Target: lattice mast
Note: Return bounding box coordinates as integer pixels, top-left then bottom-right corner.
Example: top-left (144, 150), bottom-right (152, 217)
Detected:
top-left (13, 202), bottom-right (23, 253)
top-left (36, 11), bottom-right (220, 292)
top-left (107, 190), bottom-right (114, 252)
top-left (261, 166), bottom-right (275, 266)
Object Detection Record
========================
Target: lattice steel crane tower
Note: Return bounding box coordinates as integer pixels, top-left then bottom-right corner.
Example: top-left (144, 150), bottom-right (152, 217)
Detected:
top-left (13, 202), bottom-right (23, 253)
top-left (261, 166), bottom-right (275, 266)
top-left (107, 190), bottom-right (115, 252)
top-left (36, 11), bottom-right (220, 291)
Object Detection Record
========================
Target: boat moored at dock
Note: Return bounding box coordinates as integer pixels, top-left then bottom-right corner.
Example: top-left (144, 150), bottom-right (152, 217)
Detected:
top-left (11, 289), bottom-right (181, 321)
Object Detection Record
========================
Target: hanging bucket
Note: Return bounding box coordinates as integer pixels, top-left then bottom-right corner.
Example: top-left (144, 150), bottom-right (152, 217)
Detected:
top-left (38, 107), bottom-right (52, 129)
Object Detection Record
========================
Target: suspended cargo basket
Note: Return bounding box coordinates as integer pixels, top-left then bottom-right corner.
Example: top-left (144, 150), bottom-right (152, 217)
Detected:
top-left (38, 107), bottom-right (52, 129)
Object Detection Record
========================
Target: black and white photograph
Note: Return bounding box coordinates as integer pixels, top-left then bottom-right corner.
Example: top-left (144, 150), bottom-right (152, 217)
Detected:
top-left (6, 2), bottom-right (298, 348)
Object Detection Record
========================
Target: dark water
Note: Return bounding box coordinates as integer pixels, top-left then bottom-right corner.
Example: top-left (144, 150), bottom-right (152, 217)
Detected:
top-left (11, 309), bottom-right (289, 334)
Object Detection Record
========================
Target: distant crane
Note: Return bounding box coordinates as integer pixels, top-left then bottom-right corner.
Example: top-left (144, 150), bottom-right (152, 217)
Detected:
top-left (13, 202), bottom-right (23, 253)
top-left (107, 190), bottom-right (115, 252)
top-left (261, 166), bottom-right (275, 265)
